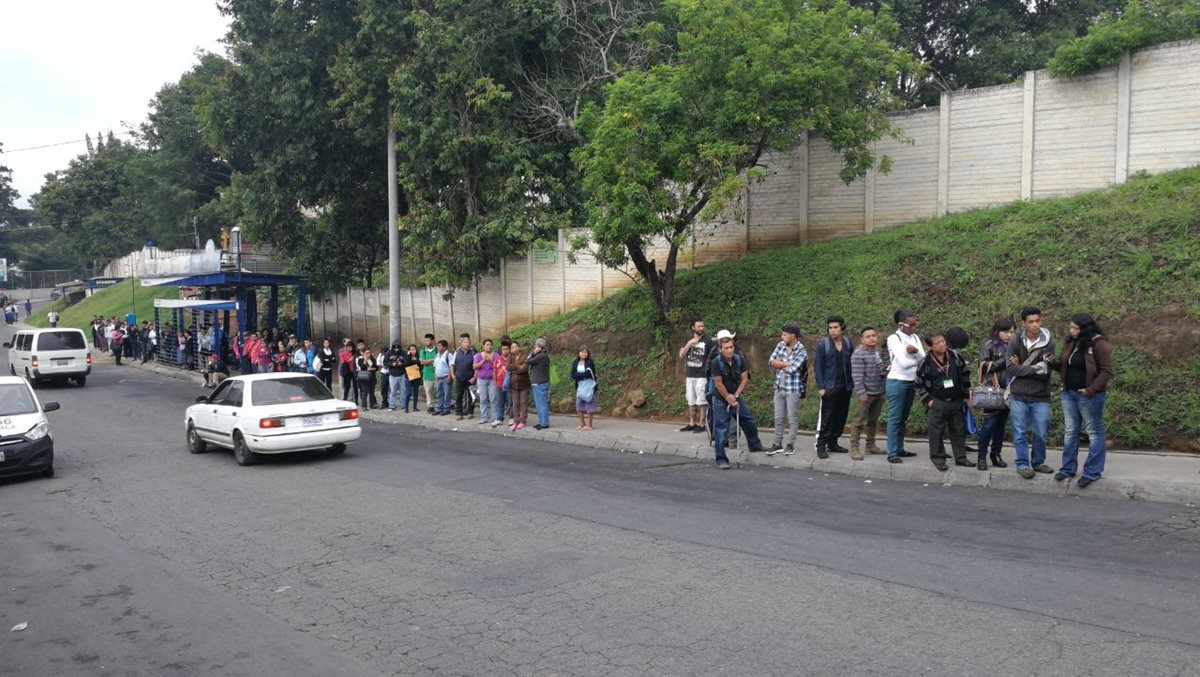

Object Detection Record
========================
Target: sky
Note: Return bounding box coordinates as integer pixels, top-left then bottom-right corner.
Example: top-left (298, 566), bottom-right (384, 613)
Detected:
top-left (0, 0), bottom-right (230, 208)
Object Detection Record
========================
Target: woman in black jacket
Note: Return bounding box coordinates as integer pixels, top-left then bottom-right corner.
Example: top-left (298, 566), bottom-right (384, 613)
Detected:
top-left (570, 345), bottom-right (598, 430)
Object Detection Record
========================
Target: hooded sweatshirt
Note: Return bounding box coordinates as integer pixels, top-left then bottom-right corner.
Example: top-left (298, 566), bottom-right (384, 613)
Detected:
top-left (1005, 328), bottom-right (1055, 402)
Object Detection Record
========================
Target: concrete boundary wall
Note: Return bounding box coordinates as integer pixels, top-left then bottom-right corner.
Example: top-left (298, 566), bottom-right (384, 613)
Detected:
top-left (312, 40), bottom-right (1200, 344)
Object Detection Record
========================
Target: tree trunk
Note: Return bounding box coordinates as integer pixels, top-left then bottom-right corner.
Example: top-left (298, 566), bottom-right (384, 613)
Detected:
top-left (626, 238), bottom-right (679, 327)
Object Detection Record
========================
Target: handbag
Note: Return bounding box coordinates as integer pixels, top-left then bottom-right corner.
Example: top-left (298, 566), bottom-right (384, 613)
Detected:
top-left (970, 364), bottom-right (1008, 411)
top-left (576, 377), bottom-right (597, 403)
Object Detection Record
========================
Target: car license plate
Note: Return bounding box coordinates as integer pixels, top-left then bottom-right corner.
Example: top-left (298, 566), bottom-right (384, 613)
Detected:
top-left (302, 416), bottom-right (323, 428)
top-left (54, 358), bottom-right (70, 366)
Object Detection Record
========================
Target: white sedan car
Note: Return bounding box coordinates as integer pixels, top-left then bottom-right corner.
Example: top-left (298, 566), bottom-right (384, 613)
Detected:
top-left (185, 373), bottom-right (362, 466)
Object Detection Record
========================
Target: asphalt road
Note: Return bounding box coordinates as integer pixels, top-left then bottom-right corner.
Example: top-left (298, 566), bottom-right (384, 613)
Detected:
top-left (3, 329), bottom-right (1200, 675)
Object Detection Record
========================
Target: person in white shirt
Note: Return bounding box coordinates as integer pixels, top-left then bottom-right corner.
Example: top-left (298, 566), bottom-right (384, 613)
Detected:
top-left (885, 310), bottom-right (925, 463)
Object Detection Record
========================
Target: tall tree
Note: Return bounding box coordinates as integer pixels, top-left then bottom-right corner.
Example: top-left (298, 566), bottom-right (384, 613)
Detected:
top-left (202, 0), bottom-right (388, 289)
top-left (31, 137), bottom-right (148, 268)
top-left (329, 0), bottom-right (659, 290)
top-left (576, 0), bottom-right (913, 325)
top-left (855, 0), bottom-right (1126, 107)
top-left (0, 142), bottom-right (18, 223)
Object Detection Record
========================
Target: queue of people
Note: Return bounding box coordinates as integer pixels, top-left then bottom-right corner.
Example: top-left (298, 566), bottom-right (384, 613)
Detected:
top-left (677, 308), bottom-right (1114, 484)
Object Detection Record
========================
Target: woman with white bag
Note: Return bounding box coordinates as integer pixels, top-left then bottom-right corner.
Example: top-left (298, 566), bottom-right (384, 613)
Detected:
top-left (571, 345), bottom-right (598, 431)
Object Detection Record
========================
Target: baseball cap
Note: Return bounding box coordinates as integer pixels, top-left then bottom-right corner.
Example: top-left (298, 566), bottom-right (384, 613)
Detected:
top-left (714, 329), bottom-right (736, 341)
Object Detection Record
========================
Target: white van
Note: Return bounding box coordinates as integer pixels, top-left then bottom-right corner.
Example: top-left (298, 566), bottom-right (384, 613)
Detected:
top-left (5, 328), bottom-right (92, 386)
top-left (0, 375), bottom-right (59, 479)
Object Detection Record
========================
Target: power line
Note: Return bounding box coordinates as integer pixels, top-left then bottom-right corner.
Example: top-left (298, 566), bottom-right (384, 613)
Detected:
top-left (3, 130), bottom-right (137, 154)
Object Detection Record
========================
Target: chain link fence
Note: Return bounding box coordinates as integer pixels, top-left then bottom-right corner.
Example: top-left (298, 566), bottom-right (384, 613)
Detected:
top-left (3, 269), bottom-right (103, 290)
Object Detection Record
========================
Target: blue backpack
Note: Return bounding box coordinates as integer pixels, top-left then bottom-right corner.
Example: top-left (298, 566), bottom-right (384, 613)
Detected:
top-left (707, 353), bottom-right (746, 399)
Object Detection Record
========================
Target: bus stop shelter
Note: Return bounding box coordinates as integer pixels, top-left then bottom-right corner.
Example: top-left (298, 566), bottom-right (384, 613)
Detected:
top-left (141, 271), bottom-right (308, 340)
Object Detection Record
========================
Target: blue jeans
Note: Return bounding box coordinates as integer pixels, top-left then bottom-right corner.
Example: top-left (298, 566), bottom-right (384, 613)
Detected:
top-left (532, 382), bottom-right (551, 427)
top-left (1061, 391), bottom-right (1107, 479)
top-left (495, 388), bottom-right (508, 422)
top-left (1009, 397), bottom-right (1050, 470)
top-left (388, 374), bottom-right (405, 409)
top-left (885, 378), bottom-right (916, 459)
top-left (978, 408), bottom-right (1010, 458)
top-left (477, 378), bottom-right (497, 422)
top-left (712, 399), bottom-right (763, 464)
top-left (436, 377), bottom-right (452, 413)
top-left (401, 380), bottom-right (421, 411)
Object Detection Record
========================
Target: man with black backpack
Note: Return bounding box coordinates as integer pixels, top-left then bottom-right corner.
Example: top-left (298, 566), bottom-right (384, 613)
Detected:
top-left (709, 331), bottom-right (764, 469)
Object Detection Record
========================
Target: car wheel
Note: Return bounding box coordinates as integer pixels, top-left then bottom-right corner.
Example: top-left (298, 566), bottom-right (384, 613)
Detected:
top-left (328, 443), bottom-right (346, 455)
top-left (187, 421), bottom-right (208, 454)
top-left (232, 432), bottom-right (257, 466)
top-left (75, 375), bottom-right (86, 387)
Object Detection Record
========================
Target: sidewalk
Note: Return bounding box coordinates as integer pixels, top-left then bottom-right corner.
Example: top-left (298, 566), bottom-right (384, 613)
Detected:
top-left (117, 353), bottom-right (1200, 506)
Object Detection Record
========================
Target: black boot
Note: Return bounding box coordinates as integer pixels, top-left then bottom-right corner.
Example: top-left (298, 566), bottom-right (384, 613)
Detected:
top-left (990, 452), bottom-right (1007, 469)
top-left (816, 444), bottom-right (829, 460)
top-left (977, 454), bottom-right (988, 471)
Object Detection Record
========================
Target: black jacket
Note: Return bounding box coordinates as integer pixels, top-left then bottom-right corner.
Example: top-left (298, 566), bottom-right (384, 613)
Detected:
top-left (570, 357), bottom-right (597, 383)
top-left (915, 349), bottom-right (970, 405)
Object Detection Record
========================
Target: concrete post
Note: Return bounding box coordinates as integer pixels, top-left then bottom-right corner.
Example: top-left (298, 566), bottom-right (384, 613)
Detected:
top-left (864, 167), bottom-right (876, 233)
top-left (1021, 70), bottom-right (1037, 200)
top-left (937, 92), bottom-right (951, 217)
top-left (797, 131), bottom-right (810, 245)
top-left (473, 274), bottom-right (482, 339)
top-left (527, 250), bottom-right (535, 322)
top-left (558, 230), bottom-right (567, 313)
top-left (1116, 50), bottom-right (1132, 183)
top-left (499, 258), bottom-right (509, 332)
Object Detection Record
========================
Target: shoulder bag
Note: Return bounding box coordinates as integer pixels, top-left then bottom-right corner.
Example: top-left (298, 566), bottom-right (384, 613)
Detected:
top-left (970, 363), bottom-right (1007, 411)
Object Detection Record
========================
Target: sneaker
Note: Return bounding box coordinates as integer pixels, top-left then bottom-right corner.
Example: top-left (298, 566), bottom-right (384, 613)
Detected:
top-left (783, 444), bottom-right (795, 456)
top-left (1018, 467), bottom-right (1036, 479)
top-left (899, 451), bottom-right (917, 458)
top-left (509, 423), bottom-right (518, 431)
top-left (865, 444), bottom-right (884, 455)
top-left (717, 462), bottom-right (731, 470)
top-left (829, 444), bottom-right (849, 454)
top-left (506, 418), bottom-right (515, 426)
top-left (816, 446), bottom-right (829, 460)
top-left (934, 463), bottom-right (948, 472)
top-left (1034, 464), bottom-right (1054, 474)
top-left (388, 407), bottom-right (396, 412)
top-left (534, 424), bottom-right (547, 430)
top-left (1054, 471), bottom-right (1073, 482)
top-left (680, 424), bottom-right (696, 432)
top-left (888, 456), bottom-right (902, 464)
top-left (1077, 477), bottom-right (1097, 488)
top-left (478, 419), bottom-right (488, 425)
top-left (515, 422), bottom-right (525, 430)
top-left (766, 444), bottom-right (784, 456)
top-left (693, 427), bottom-right (706, 434)
top-left (491, 421), bottom-right (501, 428)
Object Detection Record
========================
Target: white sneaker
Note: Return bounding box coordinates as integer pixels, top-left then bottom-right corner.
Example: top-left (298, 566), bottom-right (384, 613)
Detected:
top-left (783, 445), bottom-right (795, 455)
top-left (491, 420), bottom-right (501, 428)
top-left (506, 418), bottom-right (515, 426)
top-left (478, 419), bottom-right (488, 425)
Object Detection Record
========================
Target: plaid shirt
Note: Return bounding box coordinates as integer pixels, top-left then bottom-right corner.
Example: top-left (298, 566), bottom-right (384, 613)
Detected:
top-left (769, 340), bottom-right (808, 394)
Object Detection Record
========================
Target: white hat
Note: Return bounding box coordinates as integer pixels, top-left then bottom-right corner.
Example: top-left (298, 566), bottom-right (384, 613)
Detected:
top-left (714, 329), bottom-right (736, 341)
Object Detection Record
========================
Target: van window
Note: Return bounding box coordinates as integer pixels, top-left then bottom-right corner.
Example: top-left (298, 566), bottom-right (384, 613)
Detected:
top-left (0, 384), bottom-right (39, 416)
top-left (36, 331), bottom-right (86, 351)
top-left (18, 334), bottom-right (31, 351)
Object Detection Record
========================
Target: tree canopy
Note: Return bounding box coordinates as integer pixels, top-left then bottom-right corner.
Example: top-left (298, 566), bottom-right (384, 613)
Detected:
top-left (1048, 0), bottom-right (1200, 77)
top-left (576, 0), bottom-right (914, 325)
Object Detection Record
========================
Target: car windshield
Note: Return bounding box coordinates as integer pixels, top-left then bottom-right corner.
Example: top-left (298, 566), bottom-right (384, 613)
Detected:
top-left (0, 384), bottom-right (39, 416)
top-left (251, 377), bottom-right (335, 406)
top-left (36, 331), bottom-right (86, 351)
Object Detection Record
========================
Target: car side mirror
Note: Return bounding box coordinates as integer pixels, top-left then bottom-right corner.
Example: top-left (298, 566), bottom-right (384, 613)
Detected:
top-left (195, 395), bottom-right (209, 403)
top-left (42, 402), bottom-right (60, 413)
top-left (2, 343), bottom-right (9, 349)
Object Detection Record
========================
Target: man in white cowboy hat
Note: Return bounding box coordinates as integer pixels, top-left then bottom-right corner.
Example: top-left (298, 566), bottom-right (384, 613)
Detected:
top-left (709, 330), bottom-right (764, 469)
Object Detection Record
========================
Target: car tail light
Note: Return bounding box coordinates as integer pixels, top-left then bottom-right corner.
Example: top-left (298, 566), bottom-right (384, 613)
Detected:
top-left (339, 409), bottom-right (359, 421)
top-left (86, 353), bottom-right (93, 365)
top-left (30, 356), bottom-right (38, 367)
top-left (259, 417), bottom-right (284, 429)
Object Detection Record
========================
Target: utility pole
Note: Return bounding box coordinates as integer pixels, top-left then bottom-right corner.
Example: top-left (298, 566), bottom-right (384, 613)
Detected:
top-left (387, 117), bottom-right (401, 346)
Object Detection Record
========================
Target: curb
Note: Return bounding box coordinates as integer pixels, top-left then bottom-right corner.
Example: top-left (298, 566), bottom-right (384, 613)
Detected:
top-left (103, 354), bottom-right (1200, 507)
top-left (355, 407), bottom-right (1200, 507)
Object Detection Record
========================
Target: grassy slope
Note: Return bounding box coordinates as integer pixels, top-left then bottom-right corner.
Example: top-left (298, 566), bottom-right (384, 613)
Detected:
top-left (28, 280), bottom-right (181, 334)
top-left (512, 167), bottom-right (1200, 450)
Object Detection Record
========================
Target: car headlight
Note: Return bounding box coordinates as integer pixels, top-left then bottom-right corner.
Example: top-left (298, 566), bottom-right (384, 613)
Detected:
top-left (24, 421), bottom-right (48, 442)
